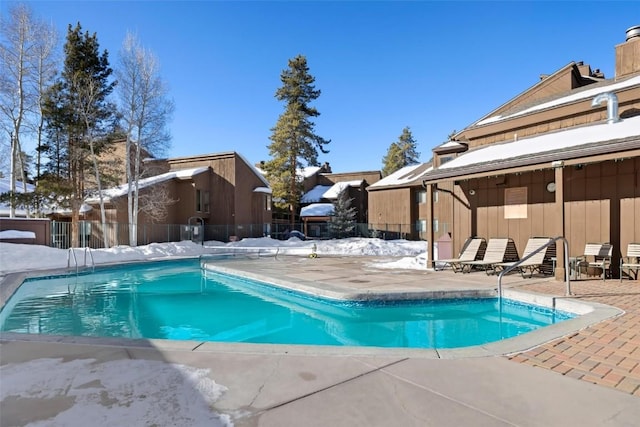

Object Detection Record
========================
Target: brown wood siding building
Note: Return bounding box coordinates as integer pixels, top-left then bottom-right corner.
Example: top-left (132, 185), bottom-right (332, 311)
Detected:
top-left (166, 152), bottom-right (271, 233)
top-left (367, 163), bottom-right (434, 239)
top-left (372, 25), bottom-right (640, 280)
top-left (299, 169), bottom-right (382, 230)
top-left (83, 151), bottom-right (272, 246)
top-left (316, 170), bottom-right (381, 224)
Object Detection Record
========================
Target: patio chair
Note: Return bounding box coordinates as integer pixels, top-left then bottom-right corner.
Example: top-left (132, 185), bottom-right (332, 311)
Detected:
top-left (461, 238), bottom-right (516, 274)
top-left (577, 243), bottom-right (613, 281)
top-left (620, 243), bottom-right (640, 281)
top-left (493, 237), bottom-right (552, 278)
top-left (433, 237), bottom-right (486, 273)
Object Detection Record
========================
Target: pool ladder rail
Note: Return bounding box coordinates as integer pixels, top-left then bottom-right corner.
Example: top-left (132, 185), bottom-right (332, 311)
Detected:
top-left (67, 247), bottom-right (95, 274)
top-left (497, 236), bottom-right (571, 298)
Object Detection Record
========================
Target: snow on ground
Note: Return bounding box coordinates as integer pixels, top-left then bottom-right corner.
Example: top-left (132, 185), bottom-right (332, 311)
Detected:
top-left (0, 230), bottom-right (36, 239)
top-left (0, 237), bottom-right (429, 277)
top-left (0, 358), bottom-right (231, 427)
top-left (0, 236), bottom-right (428, 426)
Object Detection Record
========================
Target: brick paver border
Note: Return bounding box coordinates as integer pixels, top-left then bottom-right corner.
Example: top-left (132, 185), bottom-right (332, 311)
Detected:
top-left (507, 278), bottom-right (640, 396)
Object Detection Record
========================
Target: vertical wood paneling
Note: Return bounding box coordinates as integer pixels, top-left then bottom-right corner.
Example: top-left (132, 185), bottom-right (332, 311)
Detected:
top-left (620, 198), bottom-right (634, 250)
top-left (635, 195), bottom-right (640, 241)
top-left (584, 199), bottom-right (601, 240)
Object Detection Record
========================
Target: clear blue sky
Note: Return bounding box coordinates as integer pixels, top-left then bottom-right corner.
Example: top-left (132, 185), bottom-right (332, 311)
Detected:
top-left (4, 1), bottom-right (639, 173)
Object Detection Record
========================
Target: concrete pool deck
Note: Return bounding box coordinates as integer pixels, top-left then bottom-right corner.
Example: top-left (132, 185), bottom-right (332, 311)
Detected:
top-left (1, 255), bottom-right (640, 425)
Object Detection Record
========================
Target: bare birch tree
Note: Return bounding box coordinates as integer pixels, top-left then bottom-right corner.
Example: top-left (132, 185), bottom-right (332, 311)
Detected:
top-left (117, 32), bottom-right (174, 246)
top-left (0, 3), bottom-right (58, 217)
top-left (31, 19), bottom-right (59, 197)
top-left (138, 182), bottom-right (177, 223)
top-left (73, 73), bottom-right (111, 248)
top-left (0, 4), bottom-right (38, 217)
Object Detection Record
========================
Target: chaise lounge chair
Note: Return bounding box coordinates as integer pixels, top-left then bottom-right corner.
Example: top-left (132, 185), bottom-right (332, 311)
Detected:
top-left (433, 237), bottom-right (486, 273)
top-left (577, 243), bottom-right (613, 281)
top-left (493, 237), bottom-right (552, 278)
top-left (461, 238), bottom-right (515, 274)
top-left (620, 243), bottom-right (640, 281)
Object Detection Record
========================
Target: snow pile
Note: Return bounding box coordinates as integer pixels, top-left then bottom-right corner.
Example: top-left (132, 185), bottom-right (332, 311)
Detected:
top-left (0, 237), bottom-right (429, 277)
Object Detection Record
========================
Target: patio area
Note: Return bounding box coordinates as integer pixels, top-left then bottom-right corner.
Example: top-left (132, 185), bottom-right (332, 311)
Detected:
top-left (1, 255), bottom-right (639, 426)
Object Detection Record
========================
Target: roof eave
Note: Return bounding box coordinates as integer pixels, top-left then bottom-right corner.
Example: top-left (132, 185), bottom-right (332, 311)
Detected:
top-left (422, 137), bottom-right (640, 184)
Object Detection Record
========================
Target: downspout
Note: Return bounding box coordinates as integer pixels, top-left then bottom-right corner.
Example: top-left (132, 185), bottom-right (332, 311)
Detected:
top-left (591, 92), bottom-right (620, 123)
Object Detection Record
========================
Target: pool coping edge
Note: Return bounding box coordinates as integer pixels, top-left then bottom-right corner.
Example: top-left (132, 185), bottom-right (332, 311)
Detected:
top-left (0, 260), bottom-right (624, 359)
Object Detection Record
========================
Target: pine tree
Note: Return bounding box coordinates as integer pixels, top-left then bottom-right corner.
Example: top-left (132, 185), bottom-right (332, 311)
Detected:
top-left (263, 55), bottom-right (330, 226)
top-left (41, 23), bottom-right (117, 247)
top-left (328, 191), bottom-right (356, 239)
top-left (382, 142), bottom-right (402, 177)
top-left (381, 126), bottom-right (420, 176)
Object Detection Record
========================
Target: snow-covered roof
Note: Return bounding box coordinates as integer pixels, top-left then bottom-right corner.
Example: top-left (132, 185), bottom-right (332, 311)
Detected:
top-left (87, 167), bottom-right (209, 202)
top-left (367, 163), bottom-right (432, 190)
top-left (48, 203), bottom-right (94, 216)
top-left (255, 163), bottom-right (322, 185)
top-left (300, 203), bottom-right (334, 217)
top-left (0, 178), bottom-right (35, 194)
top-left (436, 141), bottom-right (466, 149)
top-left (252, 186), bottom-right (272, 194)
top-left (476, 74), bottom-right (640, 126)
top-left (322, 180), bottom-right (363, 199)
top-left (0, 192), bottom-right (93, 217)
top-left (0, 178), bottom-right (36, 217)
top-left (298, 166), bottom-right (321, 179)
top-left (256, 165), bottom-right (320, 180)
top-left (301, 185), bottom-right (332, 203)
top-left (236, 153), bottom-right (270, 187)
top-left (301, 181), bottom-right (363, 203)
top-left (439, 115), bottom-right (640, 172)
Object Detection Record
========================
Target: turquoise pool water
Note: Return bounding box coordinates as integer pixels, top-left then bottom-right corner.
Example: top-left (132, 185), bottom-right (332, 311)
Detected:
top-left (0, 259), bottom-right (574, 349)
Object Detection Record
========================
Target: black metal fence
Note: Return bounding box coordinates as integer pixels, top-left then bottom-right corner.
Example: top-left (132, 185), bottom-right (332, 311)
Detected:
top-left (50, 220), bottom-right (430, 249)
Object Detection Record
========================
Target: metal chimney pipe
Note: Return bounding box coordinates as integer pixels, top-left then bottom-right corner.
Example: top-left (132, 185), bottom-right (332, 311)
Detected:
top-left (626, 25), bottom-right (640, 41)
top-left (591, 92), bottom-right (620, 124)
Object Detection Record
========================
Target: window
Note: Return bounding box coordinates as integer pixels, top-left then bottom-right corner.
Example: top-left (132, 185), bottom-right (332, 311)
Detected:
top-left (440, 156), bottom-right (453, 165)
top-left (416, 190), bottom-right (427, 204)
top-left (433, 219), bottom-right (439, 233)
top-left (416, 219), bottom-right (427, 232)
top-left (265, 194), bottom-right (272, 211)
top-left (203, 191), bottom-right (210, 213)
top-left (196, 189), bottom-right (210, 213)
top-left (433, 190), bottom-right (439, 203)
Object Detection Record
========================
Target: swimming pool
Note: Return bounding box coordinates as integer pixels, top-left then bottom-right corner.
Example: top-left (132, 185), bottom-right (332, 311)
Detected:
top-left (0, 259), bottom-right (575, 349)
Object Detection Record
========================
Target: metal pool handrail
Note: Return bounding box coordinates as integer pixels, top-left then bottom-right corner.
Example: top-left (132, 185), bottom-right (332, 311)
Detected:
top-left (497, 236), bottom-right (571, 298)
top-left (67, 247), bottom-right (95, 274)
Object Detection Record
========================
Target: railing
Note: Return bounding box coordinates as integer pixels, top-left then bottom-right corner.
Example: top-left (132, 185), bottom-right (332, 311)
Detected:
top-left (199, 246), bottom-right (281, 266)
top-left (497, 236), bottom-right (571, 298)
top-left (67, 247), bottom-right (95, 274)
top-left (198, 244), bottom-right (320, 269)
top-left (50, 221), bottom-right (431, 250)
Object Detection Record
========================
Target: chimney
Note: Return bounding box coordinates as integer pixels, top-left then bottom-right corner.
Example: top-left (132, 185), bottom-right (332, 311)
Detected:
top-left (615, 25), bottom-right (640, 80)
